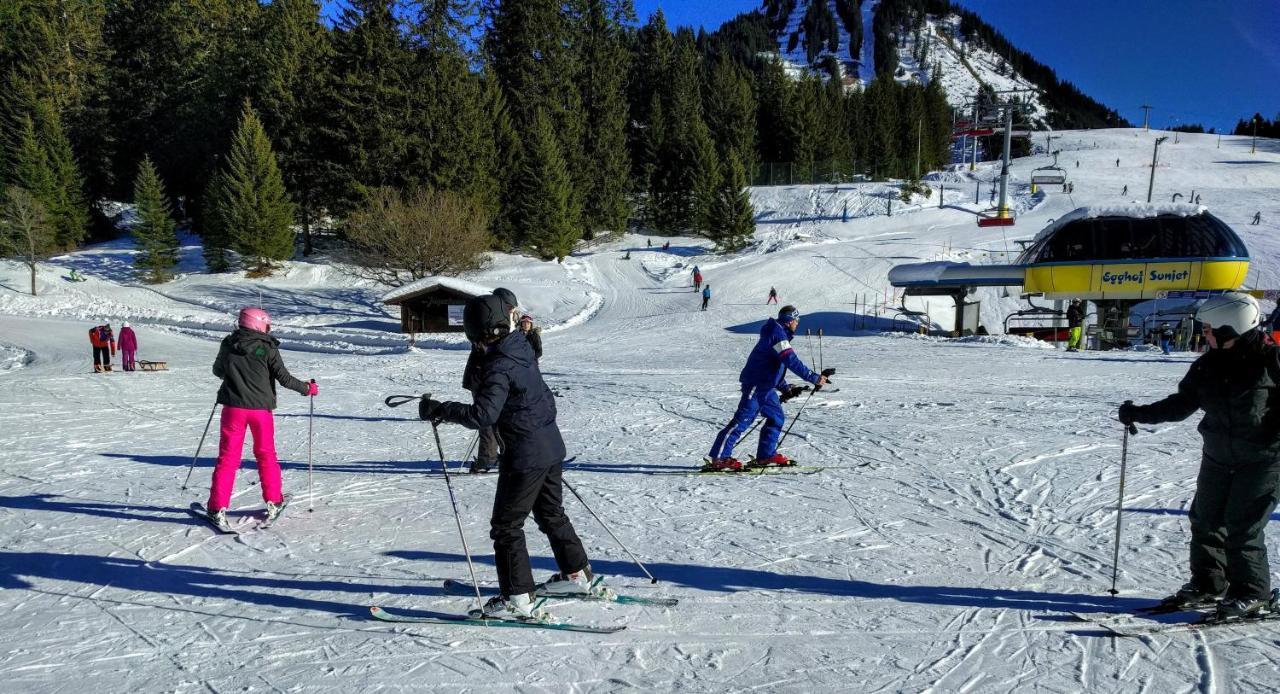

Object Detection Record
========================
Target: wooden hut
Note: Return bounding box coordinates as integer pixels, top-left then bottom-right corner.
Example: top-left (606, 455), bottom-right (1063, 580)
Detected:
top-left (382, 277), bottom-right (492, 337)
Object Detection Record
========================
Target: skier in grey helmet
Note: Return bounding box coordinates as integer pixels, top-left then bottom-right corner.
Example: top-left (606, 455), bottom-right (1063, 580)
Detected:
top-left (419, 293), bottom-right (603, 622)
top-left (1118, 292), bottom-right (1280, 621)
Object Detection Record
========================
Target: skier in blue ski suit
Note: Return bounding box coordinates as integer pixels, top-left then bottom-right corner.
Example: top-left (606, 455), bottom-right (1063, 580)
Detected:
top-left (707, 306), bottom-right (826, 469)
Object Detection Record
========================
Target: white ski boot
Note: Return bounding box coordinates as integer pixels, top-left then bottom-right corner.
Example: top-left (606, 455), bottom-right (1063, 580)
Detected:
top-left (472, 592), bottom-right (551, 622)
top-left (541, 566), bottom-right (614, 599)
top-left (206, 508), bottom-right (232, 532)
top-left (265, 500), bottom-right (284, 522)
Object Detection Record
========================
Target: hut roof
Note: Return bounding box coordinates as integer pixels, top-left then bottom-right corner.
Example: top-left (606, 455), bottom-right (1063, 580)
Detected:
top-left (382, 276), bottom-right (493, 305)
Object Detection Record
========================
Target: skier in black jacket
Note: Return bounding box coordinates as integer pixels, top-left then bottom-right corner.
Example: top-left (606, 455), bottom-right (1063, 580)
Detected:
top-left (420, 293), bottom-right (600, 622)
top-left (1066, 299), bottom-right (1084, 352)
top-left (518, 313), bottom-right (543, 359)
top-left (1119, 292), bottom-right (1280, 620)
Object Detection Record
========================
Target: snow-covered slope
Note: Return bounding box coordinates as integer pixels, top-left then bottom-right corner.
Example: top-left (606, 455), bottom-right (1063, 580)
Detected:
top-left (1, 129), bottom-right (1278, 691)
top-left (766, 1), bottom-right (1053, 125)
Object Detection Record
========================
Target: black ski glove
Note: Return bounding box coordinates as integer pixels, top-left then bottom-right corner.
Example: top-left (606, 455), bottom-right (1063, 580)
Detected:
top-left (419, 395), bottom-right (443, 422)
top-left (1117, 400), bottom-right (1139, 426)
top-left (780, 385), bottom-right (807, 403)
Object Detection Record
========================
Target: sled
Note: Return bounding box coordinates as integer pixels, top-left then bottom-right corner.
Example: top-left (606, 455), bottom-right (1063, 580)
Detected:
top-left (138, 360), bottom-right (168, 372)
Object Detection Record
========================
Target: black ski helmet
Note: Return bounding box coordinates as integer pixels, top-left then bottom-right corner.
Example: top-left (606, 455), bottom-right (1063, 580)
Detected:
top-left (463, 294), bottom-right (512, 344)
top-left (493, 287), bottom-right (519, 312)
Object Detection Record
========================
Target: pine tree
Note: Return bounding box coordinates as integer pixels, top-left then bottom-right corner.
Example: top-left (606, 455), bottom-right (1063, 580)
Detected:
top-left (211, 102), bottom-right (296, 273)
top-left (132, 156), bottom-right (178, 283)
top-left (577, 0), bottom-right (632, 237)
top-left (710, 148), bottom-right (755, 250)
top-left (486, 0), bottom-right (586, 236)
top-left (254, 0), bottom-right (334, 256)
top-left (481, 73), bottom-right (521, 246)
top-left (653, 30), bottom-right (702, 230)
top-left (200, 172), bottom-right (231, 272)
top-left (689, 118), bottom-right (721, 234)
top-left (755, 58), bottom-right (791, 164)
top-left (30, 100), bottom-right (88, 250)
top-left (638, 92), bottom-right (667, 230)
top-left (627, 10), bottom-right (673, 182)
top-left (327, 0), bottom-right (415, 213)
top-left (515, 109), bottom-right (575, 261)
top-left (704, 58), bottom-right (757, 165)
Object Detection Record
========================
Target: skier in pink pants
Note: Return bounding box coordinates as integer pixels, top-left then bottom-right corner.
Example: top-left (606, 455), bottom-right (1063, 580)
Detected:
top-left (205, 307), bottom-right (317, 530)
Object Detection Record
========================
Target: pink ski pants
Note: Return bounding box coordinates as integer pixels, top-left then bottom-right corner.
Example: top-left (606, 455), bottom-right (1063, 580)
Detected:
top-left (208, 406), bottom-right (283, 511)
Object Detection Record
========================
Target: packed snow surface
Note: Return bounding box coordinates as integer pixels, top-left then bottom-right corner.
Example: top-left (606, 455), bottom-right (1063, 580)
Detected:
top-left (1, 129), bottom-right (1279, 692)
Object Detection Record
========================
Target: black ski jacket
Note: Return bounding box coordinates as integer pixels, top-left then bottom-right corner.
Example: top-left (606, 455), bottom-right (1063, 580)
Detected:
top-left (1129, 330), bottom-right (1280, 467)
top-left (462, 345), bottom-right (485, 392)
top-left (435, 330), bottom-right (565, 471)
top-left (1067, 303), bottom-right (1084, 328)
top-left (213, 328), bottom-right (309, 410)
top-left (523, 327), bottom-right (543, 360)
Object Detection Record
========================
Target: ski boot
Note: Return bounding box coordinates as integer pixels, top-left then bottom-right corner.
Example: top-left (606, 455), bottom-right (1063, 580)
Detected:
top-left (702, 457), bottom-right (742, 472)
top-left (1158, 582), bottom-right (1227, 611)
top-left (541, 565), bottom-right (614, 599)
top-left (469, 458), bottom-right (496, 474)
top-left (205, 507), bottom-right (232, 532)
top-left (1215, 590), bottom-right (1280, 621)
top-left (470, 592), bottom-right (551, 622)
top-left (750, 453), bottom-right (795, 468)
top-left (265, 499), bottom-right (285, 522)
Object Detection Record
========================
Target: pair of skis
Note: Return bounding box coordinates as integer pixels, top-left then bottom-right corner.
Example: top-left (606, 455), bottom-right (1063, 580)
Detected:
top-left (1071, 596), bottom-right (1280, 636)
top-left (187, 494), bottom-right (291, 535)
top-left (370, 579), bottom-right (679, 634)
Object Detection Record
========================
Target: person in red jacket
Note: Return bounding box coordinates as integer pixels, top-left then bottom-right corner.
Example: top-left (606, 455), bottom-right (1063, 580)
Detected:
top-left (89, 321), bottom-right (115, 372)
top-left (118, 322), bottom-right (138, 371)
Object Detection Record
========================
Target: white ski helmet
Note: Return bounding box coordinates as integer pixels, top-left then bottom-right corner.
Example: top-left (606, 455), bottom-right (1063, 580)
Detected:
top-left (1195, 292), bottom-right (1261, 342)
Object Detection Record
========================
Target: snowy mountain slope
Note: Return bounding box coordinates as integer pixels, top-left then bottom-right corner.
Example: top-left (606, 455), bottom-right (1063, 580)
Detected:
top-left (0, 130), bottom-right (1278, 691)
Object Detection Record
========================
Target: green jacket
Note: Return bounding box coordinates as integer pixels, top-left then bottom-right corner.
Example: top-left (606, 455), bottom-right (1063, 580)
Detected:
top-left (213, 328), bottom-right (309, 410)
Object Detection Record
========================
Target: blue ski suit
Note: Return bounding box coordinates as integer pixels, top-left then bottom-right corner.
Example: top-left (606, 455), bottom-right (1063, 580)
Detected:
top-left (709, 318), bottom-right (822, 460)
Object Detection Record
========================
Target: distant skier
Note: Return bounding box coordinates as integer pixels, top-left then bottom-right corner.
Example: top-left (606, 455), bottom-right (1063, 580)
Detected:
top-left (519, 314), bottom-right (543, 360)
top-left (1122, 184), bottom-right (1129, 197)
top-left (767, 287), bottom-right (779, 305)
top-left (1116, 158), bottom-right (1120, 167)
top-left (1253, 212), bottom-right (1263, 226)
top-left (1118, 293), bottom-right (1280, 620)
top-left (701, 284), bottom-right (711, 311)
top-left (706, 306), bottom-right (827, 471)
top-left (1065, 299), bottom-right (1084, 352)
top-left (1160, 322), bottom-right (1174, 355)
top-left (119, 321), bottom-right (138, 371)
top-left (418, 293), bottom-right (603, 622)
top-left (205, 307), bottom-right (317, 530)
top-left (693, 270), bottom-right (703, 291)
top-left (89, 321), bottom-right (115, 372)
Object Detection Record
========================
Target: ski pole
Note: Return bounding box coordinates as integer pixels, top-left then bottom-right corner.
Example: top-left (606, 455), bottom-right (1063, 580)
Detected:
top-left (818, 328), bottom-right (824, 372)
top-left (307, 379), bottom-right (316, 513)
top-left (1108, 404), bottom-right (1139, 596)
top-left (562, 477), bottom-right (659, 584)
top-left (182, 401), bottom-right (219, 489)
top-left (431, 417), bottom-right (485, 609)
top-left (806, 329), bottom-right (815, 367)
top-left (778, 368), bottom-right (836, 449)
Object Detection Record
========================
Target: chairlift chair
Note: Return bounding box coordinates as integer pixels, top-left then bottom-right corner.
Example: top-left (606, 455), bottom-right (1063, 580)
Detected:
top-left (977, 208), bottom-right (1015, 227)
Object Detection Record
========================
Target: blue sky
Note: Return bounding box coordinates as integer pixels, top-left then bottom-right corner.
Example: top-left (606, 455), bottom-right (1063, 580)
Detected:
top-left (322, 1), bottom-right (1279, 131)
top-left (634, 0), bottom-right (1279, 131)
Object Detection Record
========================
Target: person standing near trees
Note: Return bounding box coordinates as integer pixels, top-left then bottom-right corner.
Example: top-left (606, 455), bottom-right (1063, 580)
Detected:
top-left (89, 321), bottom-right (115, 373)
top-left (118, 322), bottom-right (138, 371)
top-left (1118, 293), bottom-right (1280, 620)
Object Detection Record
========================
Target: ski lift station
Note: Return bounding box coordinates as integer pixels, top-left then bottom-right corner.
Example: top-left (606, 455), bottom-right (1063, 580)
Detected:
top-left (888, 204), bottom-right (1251, 341)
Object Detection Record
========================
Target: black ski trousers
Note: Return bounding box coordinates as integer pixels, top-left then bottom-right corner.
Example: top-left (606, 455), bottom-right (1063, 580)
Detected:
top-left (490, 461), bottom-right (588, 597)
top-left (92, 346), bottom-right (111, 369)
top-left (1189, 456), bottom-right (1280, 600)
